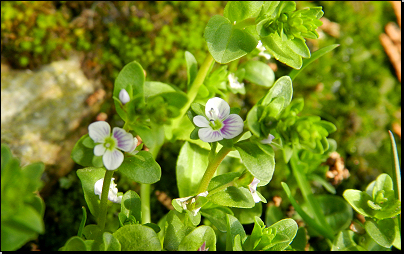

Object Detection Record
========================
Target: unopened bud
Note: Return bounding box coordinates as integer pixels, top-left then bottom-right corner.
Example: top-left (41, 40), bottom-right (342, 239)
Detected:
top-left (119, 89), bottom-right (130, 105)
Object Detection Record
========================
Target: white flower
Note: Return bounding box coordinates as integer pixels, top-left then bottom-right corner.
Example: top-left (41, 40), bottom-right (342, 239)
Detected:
top-left (119, 89), bottom-right (130, 105)
top-left (94, 177), bottom-right (122, 203)
top-left (88, 121), bottom-right (134, 170)
top-left (256, 40), bottom-right (271, 60)
top-left (175, 191), bottom-right (208, 216)
top-left (261, 133), bottom-right (275, 144)
top-left (249, 178), bottom-right (261, 203)
top-left (193, 97), bottom-right (244, 143)
top-left (228, 73), bottom-right (245, 90)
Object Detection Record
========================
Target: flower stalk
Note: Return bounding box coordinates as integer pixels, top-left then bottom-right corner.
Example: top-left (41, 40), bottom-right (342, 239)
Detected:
top-left (97, 169), bottom-right (114, 231)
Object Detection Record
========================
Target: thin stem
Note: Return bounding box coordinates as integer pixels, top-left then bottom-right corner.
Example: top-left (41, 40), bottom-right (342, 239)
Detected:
top-left (171, 54), bottom-right (214, 130)
top-left (289, 154), bottom-right (334, 234)
top-left (97, 169), bottom-right (114, 231)
top-left (141, 183), bottom-right (151, 224)
top-left (197, 146), bottom-right (233, 194)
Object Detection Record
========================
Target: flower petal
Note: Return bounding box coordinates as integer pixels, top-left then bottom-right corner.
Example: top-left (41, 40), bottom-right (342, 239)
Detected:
top-left (198, 128), bottom-right (223, 143)
top-left (128, 137), bottom-right (139, 153)
top-left (94, 144), bottom-right (106, 156)
top-left (103, 149), bottom-right (124, 170)
top-left (261, 134), bottom-right (275, 144)
top-left (89, 121), bottom-right (110, 143)
top-left (193, 115), bottom-right (210, 128)
top-left (94, 178), bottom-right (103, 197)
top-left (205, 97), bottom-right (230, 120)
top-left (220, 114), bottom-right (244, 139)
top-left (112, 127), bottom-right (134, 152)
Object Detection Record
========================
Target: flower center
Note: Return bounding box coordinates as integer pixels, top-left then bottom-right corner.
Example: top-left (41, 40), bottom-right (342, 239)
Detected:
top-left (209, 118), bottom-right (223, 130)
top-left (103, 136), bottom-right (116, 151)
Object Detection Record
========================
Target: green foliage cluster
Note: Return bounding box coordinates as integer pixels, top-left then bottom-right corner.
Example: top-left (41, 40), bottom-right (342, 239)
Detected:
top-left (288, 1), bottom-right (401, 185)
top-left (1, 143), bottom-right (45, 251)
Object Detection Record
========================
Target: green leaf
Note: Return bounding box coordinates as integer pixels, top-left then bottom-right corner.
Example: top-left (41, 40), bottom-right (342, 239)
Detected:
top-left (231, 202), bottom-right (262, 224)
top-left (224, 1), bottom-right (263, 23)
top-left (100, 232), bottom-right (121, 251)
top-left (239, 60), bottom-right (275, 87)
top-left (118, 151), bottom-right (161, 184)
top-left (21, 162), bottom-right (45, 193)
top-left (176, 142), bottom-right (209, 197)
top-left (113, 224), bottom-right (161, 251)
top-left (71, 134), bottom-right (97, 168)
top-left (264, 218), bottom-right (299, 251)
top-left (290, 227), bottom-right (307, 251)
top-left (113, 61), bottom-right (145, 121)
top-left (178, 225), bottom-right (216, 251)
top-left (76, 167), bottom-right (106, 218)
top-left (205, 15), bottom-right (258, 64)
top-left (289, 44), bottom-right (340, 81)
top-left (343, 189), bottom-right (374, 218)
top-left (120, 190), bottom-right (141, 224)
top-left (163, 210), bottom-right (195, 251)
top-left (314, 195), bottom-right (353, 233)
top-left (372, 173), bottom-right (393, 199)
top-left (185, 51), bottom-right (198, 89)
top-left (260, 32), bottom-right (302, 69)
top-left (61, 236), bottom-right (87, 251)
top-left (208, 186), bottom-right (255, 208)
top-left (285, 37), bottom-right (310, 58)
top-left (246, 104), bottom-right (263, 137)
top-left (365, 218), bottom-right (396, 248)
top-left (208, 171), bottom-right (241, 192)
top-left (200, 205), bottom-right (234, 232)
top-left (262, 76), bottom-right (293, 110)
top-left (331, 230), bottom-right (365, 251)
top-left (144, 81), bottom-right (188, 110)
top-left (235, 141), bottom-right (275, 186)
top-left (226, 214), bottom-right (246, 251)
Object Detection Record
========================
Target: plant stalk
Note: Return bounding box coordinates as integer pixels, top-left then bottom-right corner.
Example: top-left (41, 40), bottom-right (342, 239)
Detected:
top-left (98, 169), bottom-right (114, 231)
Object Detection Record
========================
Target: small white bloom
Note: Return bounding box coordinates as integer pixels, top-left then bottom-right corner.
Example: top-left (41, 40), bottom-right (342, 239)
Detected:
top-left (94, 177), bottom-right (122, 203)
top-left (261, 133), bottom-right (275, 144)
top-left (256, 40), bottom-right (271, 60)
top-left (193, 97), bottom-right (244, 143)
top-left (88, 121), bottom-right (134, 170)
top-left (249, 178), bottom-right (261, 203)
top-left (174, 191), bottom-right (209, 216)
top-left (128, 137), bottom-right (140, 155)
top-left (228, 73), bottom-right (245, 90)
top-left (119, 89), bottom-right (130, 105)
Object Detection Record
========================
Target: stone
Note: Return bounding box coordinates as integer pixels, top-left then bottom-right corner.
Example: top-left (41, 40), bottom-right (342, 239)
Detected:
top-left (1, 56), bottom-right (104, 196)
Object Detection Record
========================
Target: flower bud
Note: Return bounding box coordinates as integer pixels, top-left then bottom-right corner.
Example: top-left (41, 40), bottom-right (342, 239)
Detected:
top-left (119, 89), bottom-right (130, 105)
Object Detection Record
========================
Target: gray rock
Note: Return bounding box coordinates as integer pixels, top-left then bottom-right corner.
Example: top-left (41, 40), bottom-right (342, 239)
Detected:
top-left (1, 56), bottom-right (103, 196)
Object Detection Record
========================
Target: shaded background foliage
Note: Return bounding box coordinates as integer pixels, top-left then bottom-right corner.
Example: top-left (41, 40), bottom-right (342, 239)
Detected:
top-left (1, 1), bottom-right (401, 250)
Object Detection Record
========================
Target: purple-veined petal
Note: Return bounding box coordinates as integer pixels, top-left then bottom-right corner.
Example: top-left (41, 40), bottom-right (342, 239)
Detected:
top-left (103, 149), bottom-right (124, 170)
top-left (261, 134), bottom-right (275, 144)
top-left (94, 144), bottom-right (106, 156)
top-left (249, 178), bottom-right (261, 203)
top-left (198, 127), bottom-right (223, 143)
top-left (193, 115), bottom-right (210, 128)
top-left (128, 137), bottom-right (139, 153)
top-left (89, 121), bottom-right (110, 143)
top-left (205, 97), bottom-right (230, 120)
top-left (112, 127), bottom-right (134, 152)
top-left (220, 114), bottom-right (244, 139)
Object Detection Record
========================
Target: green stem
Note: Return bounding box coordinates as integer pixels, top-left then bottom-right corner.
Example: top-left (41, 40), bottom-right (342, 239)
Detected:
top-left (141, 183), bottom-right (151, 224)
top-left (97, 169), bottom-right (114, 231)
top-left (197, 146), bottom-right (233, 194)
top-left (289, 154), bottom-right (334, 234)
top-left (233, 17), bottom-right (256, 29)
top-left (172, 54), bottom-right (214, 130)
